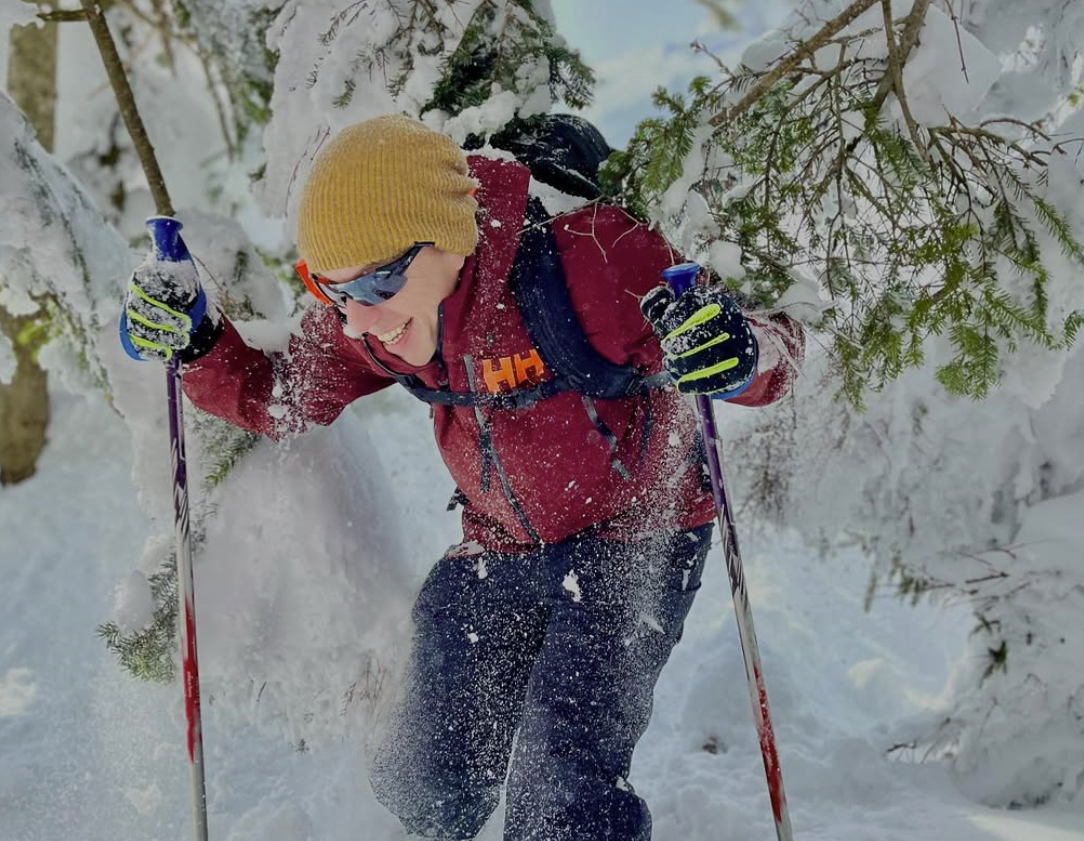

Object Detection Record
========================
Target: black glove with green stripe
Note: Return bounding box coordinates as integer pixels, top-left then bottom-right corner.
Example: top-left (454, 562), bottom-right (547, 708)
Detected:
top-left (121, 259), bottom-right (222, 364)
top-left (641, 285), bottom-right (758, 399)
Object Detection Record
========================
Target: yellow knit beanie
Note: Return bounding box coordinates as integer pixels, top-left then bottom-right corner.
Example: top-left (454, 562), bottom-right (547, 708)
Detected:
top-left (297, 115), bottom-right (479, 274)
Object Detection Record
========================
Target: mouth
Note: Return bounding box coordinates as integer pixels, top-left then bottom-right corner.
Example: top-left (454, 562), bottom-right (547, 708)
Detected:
top-left (376, 318), bottom-right (411, 347)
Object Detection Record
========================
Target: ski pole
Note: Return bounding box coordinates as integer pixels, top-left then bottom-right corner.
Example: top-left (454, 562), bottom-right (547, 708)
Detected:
top-left (79, 4), bottom-right (210, 840)
top-left (153, 219), bottom-right (210, 841)
top-left (662, 263), bottom-right (794, 841)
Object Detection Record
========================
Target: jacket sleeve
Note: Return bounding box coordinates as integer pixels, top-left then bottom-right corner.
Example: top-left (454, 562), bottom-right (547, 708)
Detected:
top-left (554, 205), bottom-right (804, 407)
top-left (180, 305), bottom-right (394, 438)
top-left (727, 311), bottom-right (804, 407)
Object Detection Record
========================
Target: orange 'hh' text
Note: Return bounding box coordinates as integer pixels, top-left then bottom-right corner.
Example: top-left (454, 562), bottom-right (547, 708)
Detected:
top-left (482, 350), bottom-right (547, 393)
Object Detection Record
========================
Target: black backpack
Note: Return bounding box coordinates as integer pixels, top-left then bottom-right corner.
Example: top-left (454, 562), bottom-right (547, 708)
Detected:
top-left (483, 113), bottom-right (613, 200)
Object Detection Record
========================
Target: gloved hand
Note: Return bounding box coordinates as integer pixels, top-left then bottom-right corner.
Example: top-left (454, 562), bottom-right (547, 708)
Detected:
top-left (641, 284), bottom-right (758, 399)
top-left (120, 256), bottom-right (221, 363)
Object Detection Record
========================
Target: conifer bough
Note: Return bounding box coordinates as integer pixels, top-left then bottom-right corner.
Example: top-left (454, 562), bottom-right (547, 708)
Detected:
top-left (605, 0), bottom-right (1084, 405)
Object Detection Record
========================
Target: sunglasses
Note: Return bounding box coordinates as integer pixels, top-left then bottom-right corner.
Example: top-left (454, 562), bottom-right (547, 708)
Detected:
top-left (295, 242), bottom-right (434, 308)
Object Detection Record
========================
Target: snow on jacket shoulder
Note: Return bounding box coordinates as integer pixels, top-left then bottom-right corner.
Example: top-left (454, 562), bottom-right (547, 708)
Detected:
top-left (181, 302), bottom-right (393, 439)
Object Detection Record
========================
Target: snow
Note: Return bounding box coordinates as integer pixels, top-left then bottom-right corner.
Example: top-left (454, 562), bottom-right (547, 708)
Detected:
top-left (3, 0), bottom-right (1084, 837)
top-left (740, 29), bottom-right (792, 73)
top-left (0, 668), bottom-right (37, 718)
top-left (708, 239), bottom-right (745, 282)
top-left (562, 569), bottom-right (583, 602)
top-left (897, 4), bottom-right (1003, 124)
top-left (0, 91), bottom-right (132, 392)
top-left (129, 258), bottom-right (200, 303)
top-left (111, 571), bottom-right (156, 634)
top-left (1, 388), bottom-right (1082, 840)
top-left (0, 329), bottom-right (14, 385)
top-left (0, 284), bottom-right (37, 316)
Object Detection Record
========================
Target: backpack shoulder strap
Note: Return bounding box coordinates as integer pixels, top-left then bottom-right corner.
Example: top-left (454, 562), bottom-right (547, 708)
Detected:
top-left (510, 197), bottom-right (667, 400)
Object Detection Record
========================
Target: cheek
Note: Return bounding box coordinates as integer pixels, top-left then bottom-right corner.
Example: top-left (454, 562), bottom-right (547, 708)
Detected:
top-left (342, 300), bottom-right (379, 337)
top-left (391, 288), bottom-right (436, 321)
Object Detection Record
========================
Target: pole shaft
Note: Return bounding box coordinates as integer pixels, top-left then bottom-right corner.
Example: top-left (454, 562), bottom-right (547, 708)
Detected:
top-left (78, 0), bottom-right (174, 216)
top-left (167, 360), bottom-right (209, 841)
top-left (696, 393), bottom-right (793, 841)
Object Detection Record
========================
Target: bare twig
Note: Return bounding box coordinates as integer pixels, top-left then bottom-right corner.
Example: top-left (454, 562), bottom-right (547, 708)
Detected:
top-left (147, 0), bottom-right (177, 76)
top-left (870, 0), bottom-right (933, 112)
top-left (37, 9), bottom-right (87, 23)
top-left (881, 0), bottom-right (930, 163)
top-left (198, 54), bottom-right (238, 160)
top-left (79, 0), bottom-right (174, 216)
top-left (946, 0), bottom-right (970, 84)
top-left (284, 126), bottom-right (331, 215)
top-left (978, 116), bottom-right (1053, 142)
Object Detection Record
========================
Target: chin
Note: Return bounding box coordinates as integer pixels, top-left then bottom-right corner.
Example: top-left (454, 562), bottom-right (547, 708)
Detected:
top-left (399, 346), bottom-right (434, 366)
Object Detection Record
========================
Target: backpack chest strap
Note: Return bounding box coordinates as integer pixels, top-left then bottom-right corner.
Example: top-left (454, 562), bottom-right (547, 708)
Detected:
top-left (360, 334), bottom-right (572, 409)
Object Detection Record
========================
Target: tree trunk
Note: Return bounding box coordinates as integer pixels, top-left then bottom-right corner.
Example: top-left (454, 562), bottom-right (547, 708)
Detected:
top-left (1, 21), bottom-right (57, 485)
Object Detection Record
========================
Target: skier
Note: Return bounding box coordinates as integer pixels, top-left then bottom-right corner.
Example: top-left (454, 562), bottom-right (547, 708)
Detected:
top-left (121, 115), bottom-right (803, 841)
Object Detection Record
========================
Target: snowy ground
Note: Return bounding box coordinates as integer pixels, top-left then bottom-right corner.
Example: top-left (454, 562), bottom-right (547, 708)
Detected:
top-left (2, 389), bottom-right (1083, 841)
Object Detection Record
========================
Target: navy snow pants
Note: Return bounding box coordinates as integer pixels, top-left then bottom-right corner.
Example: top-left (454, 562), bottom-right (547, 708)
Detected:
top-left (369, 524), bottom-right (712, 840)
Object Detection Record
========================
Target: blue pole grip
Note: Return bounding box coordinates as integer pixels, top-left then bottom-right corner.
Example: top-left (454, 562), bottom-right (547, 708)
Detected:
top-left (661, 261), bottom-right (701, 296)
top-left (146, 216), bottom-right (191, 264)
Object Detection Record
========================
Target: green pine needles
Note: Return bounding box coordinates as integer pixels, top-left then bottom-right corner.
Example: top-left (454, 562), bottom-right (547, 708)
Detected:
top-left (425, 0), bottom-right (594, 117)
top-left (315, 0), bottom-right (593, 122)
top-left (605, 19), bottom-right (1084, 406)
top-left (98, 557), bottom-right (181, 683)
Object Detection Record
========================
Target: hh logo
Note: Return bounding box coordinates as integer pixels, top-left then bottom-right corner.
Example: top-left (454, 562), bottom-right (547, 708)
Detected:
top-left (482, 349), bottom-right (547, 393)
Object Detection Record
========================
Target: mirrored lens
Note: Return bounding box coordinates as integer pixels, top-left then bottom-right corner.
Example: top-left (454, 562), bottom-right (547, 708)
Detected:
top-left (315, 243), bottom-right (431, 308)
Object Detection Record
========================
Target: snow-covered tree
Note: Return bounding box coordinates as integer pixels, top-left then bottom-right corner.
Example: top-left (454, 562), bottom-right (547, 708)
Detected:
top-left (614, 0), bottom-right (1084, 807)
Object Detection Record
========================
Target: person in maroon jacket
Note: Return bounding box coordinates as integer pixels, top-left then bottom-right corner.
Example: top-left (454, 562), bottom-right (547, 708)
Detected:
top-left (122, 115), bottom-right (802, 841)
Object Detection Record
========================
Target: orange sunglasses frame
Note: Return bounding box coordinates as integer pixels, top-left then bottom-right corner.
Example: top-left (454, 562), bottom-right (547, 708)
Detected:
top-left (294, 259), bottom-right (337, 307)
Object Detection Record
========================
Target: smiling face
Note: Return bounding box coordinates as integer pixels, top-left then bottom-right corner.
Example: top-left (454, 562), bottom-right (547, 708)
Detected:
top-left (322, 246), bottom-right (466, 367)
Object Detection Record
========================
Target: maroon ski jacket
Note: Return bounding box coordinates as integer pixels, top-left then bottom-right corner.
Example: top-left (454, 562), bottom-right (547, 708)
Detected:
top-left (182, 157), bottom-right (803, 551)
